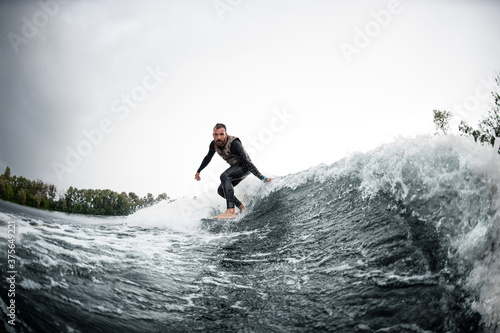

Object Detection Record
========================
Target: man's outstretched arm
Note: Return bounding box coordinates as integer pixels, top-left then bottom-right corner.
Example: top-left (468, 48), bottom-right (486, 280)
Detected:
top-left (195, 141), bottom-right (216, 181)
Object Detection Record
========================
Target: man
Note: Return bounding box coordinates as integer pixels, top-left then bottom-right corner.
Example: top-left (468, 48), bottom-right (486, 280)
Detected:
top-left (195, 123), bottom-right (272, 219)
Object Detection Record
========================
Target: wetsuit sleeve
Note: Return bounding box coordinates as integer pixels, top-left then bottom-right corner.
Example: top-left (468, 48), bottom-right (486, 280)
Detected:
top-left (231, 139), bottom-right (265, 181)
top-left (197, 141), bottom-right (216, 173)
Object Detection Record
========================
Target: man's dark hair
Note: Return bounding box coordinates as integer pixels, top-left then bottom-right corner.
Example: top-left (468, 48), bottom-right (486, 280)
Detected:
top-left (214, 123), bottom-right (226, 131)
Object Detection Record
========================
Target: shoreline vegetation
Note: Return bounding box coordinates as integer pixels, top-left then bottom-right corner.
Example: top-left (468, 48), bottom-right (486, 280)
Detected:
top-left (1, 74), bottom-right (498, 216)
top-left (0, 168), bottom-right (168, 216)
top-left (433, 73), bottom-right (500, 154)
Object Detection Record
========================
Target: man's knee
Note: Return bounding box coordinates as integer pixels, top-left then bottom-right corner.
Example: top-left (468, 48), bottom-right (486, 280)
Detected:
top-left (220, 172), bottom-right (230, 183)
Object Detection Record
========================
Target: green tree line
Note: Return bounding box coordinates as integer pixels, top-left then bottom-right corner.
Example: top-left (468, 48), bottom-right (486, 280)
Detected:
top-left (0, 167), bottom-right (168, 216)
top-left (433, 73), bottom-right (500, 153)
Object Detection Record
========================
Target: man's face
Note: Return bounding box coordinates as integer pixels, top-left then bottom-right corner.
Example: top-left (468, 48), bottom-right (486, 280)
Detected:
top-left (213, 128), bottom-right (227, 147)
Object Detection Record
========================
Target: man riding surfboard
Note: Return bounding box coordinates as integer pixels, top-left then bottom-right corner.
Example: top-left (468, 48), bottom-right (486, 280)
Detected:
top-left (195, 123), bottom-right (273, 219)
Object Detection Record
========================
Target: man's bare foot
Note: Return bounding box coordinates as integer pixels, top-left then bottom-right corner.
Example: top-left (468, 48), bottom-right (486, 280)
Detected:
top-left (214, 208), bottom-right (238, 219)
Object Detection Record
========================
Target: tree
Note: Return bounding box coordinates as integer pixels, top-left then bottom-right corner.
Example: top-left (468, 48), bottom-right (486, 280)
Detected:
top-left (3, 166), bottom-right (11, 180)
top-left (34, 191), bottom-right (43, 208)
top-left (117, 192), bottom-right (131, 215)
top-left (47, 184), bottom-right (57, 201)
top-left (458, 121), bottom-right (483, 142)
top-left (0, 167), bottom-right (169, 216)
top-left (433, 109), bottom-right (453, 135)
top-left (458, 74), bottom-right (500, 154)
top-left (17, 188), bottom-right (27, 205)
top-left (0, 179), bottom-right (14, 201)
top-left (158, 193), bottom-right (168, 201)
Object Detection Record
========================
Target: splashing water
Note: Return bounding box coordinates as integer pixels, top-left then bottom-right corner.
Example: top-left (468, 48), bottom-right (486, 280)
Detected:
top-left (1, 135), bottom-right (499, 332)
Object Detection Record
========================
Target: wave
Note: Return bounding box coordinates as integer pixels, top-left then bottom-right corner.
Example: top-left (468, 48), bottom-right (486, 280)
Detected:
top-left (122, 134), bottom-right (499, 331)
top-left (184, 134), bottom-right (500, 331)
top-left (1, 134), bottom-right (499, 332)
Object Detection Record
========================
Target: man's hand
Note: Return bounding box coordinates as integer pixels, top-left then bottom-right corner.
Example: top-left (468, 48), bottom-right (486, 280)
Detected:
top-left (195, 173), bottom-right (201, 181)
top-left (265, 177), bottom-right (273, 182)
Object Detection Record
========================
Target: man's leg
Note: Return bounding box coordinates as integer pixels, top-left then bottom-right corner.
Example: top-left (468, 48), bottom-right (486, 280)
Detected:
top-left (215, 165), bottom-right (249, 218)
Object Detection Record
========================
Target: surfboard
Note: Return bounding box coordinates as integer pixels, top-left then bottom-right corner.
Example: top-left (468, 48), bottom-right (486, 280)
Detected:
top-left (201, 211), bottom-right (240, 223)
top-left (200, 218), bottom-right (235, 223)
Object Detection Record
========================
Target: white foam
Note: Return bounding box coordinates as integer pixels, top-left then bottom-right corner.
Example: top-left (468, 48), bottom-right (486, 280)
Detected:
top-left (125, 195), bottom-right (223, 231)
top-left (466, 214), bottom-right (500, 329)
top-left (242, 134), bottom-right (500, 325)
top-left (19, 278), bottom-right (44, 290)
top-left (348, 134), bottom-right (500, 327)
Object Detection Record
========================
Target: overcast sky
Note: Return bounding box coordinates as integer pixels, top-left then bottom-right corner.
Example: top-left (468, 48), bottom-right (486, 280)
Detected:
top-left (1, 0), bottom-right (500, 199)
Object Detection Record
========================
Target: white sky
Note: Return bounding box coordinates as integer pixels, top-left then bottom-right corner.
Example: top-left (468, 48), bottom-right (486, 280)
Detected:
top-left (1, 0), bottom-right (500, 199)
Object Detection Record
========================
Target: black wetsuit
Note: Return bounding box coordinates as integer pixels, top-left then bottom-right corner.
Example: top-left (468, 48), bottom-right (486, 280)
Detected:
top-left (197, 139), bottom-right (265, 209)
